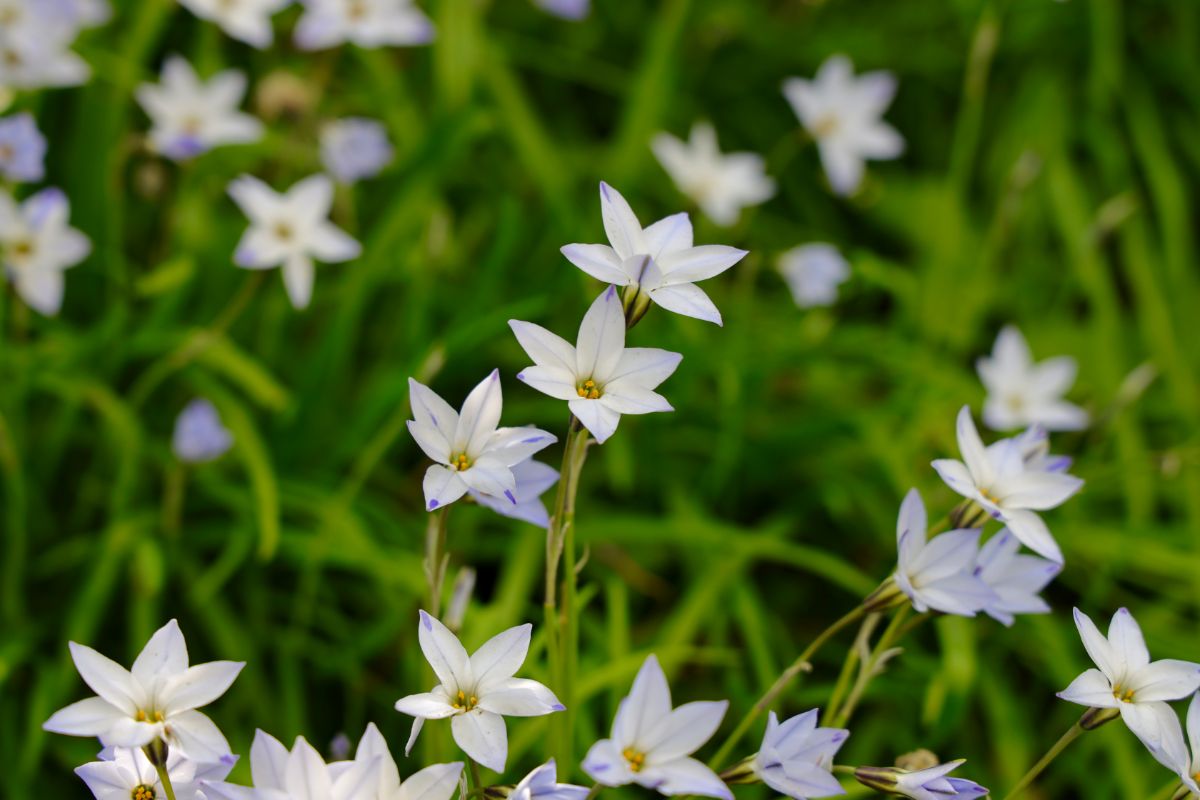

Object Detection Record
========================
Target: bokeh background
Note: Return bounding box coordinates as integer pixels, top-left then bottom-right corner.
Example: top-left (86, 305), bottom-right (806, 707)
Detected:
top-left (4, 0), bottom-right (1200, 796)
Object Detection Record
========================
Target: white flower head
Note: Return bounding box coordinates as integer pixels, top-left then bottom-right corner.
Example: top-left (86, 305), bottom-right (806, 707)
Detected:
top-left (394, 612), bottom-right (564, 772)
top-left (331, 722), bottom-right (463, 800)
top-left (560, 182), bottom-right (748, 325)
top-left (782, 55), bottom-right (904, 197)
top-left (173, 398), bottom-right (234, 464)
top-left (295, 0), bottom-right (434, 50)
top-left (1058, 608), bottom-right (1200, 755)
top-left (228, 173), bottom-right (362, 309)
top-left (777, 243), bottom-right (850, 309)
top-left (892, 489), bottom-right (995, 617)
top-left (973, 529), bottom-right (1060, 626)
top-left (977, 325), bottom-right (1088, 432)
top-left (932, 406), bottom-right (1084, 563)
top-left (321, 117), bottom-right (395, 184)
top-left (510, 286), bottom-right (682, 444)
top-left (203, 729), bottom-right (381, 800)
top-left (651, 122), bottom-right (775, 227)
top-left (76, 746), bottom-right (236, 800)
top-left (470, 459), bottom-right (559, 529)
top-left (177, 0), bottom-right (291, 49)
top-left (511, 760), bottom-right (591, 800)
top-left (136, 56), bottom-right (263, 161)
top-left (1143, 692), bottom-right (1200, 796)
top-left (43, 619), bottom-right (245, 763)
top-left (0, 1), bottom-right (91, 91)
top-left (752, 709), bottom-right (848, 800)
top-left (0, 187), bottom-right (91, 316)
top-left (408, 370), bottom-right (557, 512)
top-left (582, 654), bottom-right (731, 800)
top-left (0, 111), bottom-right (47, 182)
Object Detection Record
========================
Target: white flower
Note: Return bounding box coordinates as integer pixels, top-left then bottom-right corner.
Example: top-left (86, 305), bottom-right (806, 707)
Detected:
top-left (560, 182), bottom-right (748, 325)
top-left (0, 111), bottom-right (47, 182)
top-left (856, 759), bottom-right (987, 799)
top-left (973, 529), bottom-right (1060, 627)
top-left (651, 122), bottom-right (775, 227)
top-left (333, 723), bottom-right (463, 800)
top-left (394, 612), bottom-right (564, 772)
top-left (203, 729), bottom-right (381, 800)
top-left (892, 489), bottom-right (995, 617)
top-left (295, 0), bottom-right (434, 50)
top-left (752, 710), bottom-right (848, 800)
top-left (0, 1), bottom-right (91, 91)
top-left (977, 325), bottom-right (1088, 432)
top-left (407, 370), bottom-right (557, 512)
top-left (136, 56), bottom-right (263, 161)
top-left (177, 0), bottom-right (291, 49)
top-left (782, 55), bottom-right (904, 196)
top-left (173, 398), bottom-right (234, 464)
top-left (534, 0), bottom-right (588, 19)
top-left (228, 173), bottom-right (362, 309)
top-left (43, 619), bottom-right (245, 763)
top-left (321, 117), bottom-right (394, 184)
top-left (469, 459), bottom-right (559, 529)
top-left (68, 0), bottom-right (111, 26)
top-left (511, 760), bottom-right (590, 800)
top-left (0, 187), bottom-right (91, 316)
top-left (1000, 425), bottom-right (1073, 475)
top-left (582, 654), bottom-right (731, 800)
top-left (1058, 608), bottom-right (1200, 755)
top-left (777, 244), bottom-right (849, 309)
top-left (1144, 692), bottom-right (1200, 796)
top-left (510, 286), bottom-right (683, 444)
top-left (76, 746), bottom-right (236, 800)
top-left (931, 405), bottom-right (1083, 563)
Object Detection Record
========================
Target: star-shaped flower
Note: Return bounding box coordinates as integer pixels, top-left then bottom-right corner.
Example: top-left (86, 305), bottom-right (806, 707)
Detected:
top-left (0, 187), bottom-right (91, 316)
top-left (892, 489), bottom-right (995, 617)
top-left (321, 117), bottom-right (394, 184)
top-left (76, 746), bottom-right (236, 800)
top-left (855, 759), bottom-right (987, 799)
top-left (973, 529), bottom-right (1060, 627)
top-left (173, 398), bottom-right (234, 464)
top-left (333, 722), bottom-right (463, 800)
top-left (177, 0), bottom-right (291, 49)
top-left (295, 0), bottom-right (434, 50)
top-left (777, 243), bottom-right (850, 309)
top-left (0, 112), bottom-right (46, 182)
top-left (511, 760), bottom-right (590, 800)
top-left (651, 122), bottom-right (775, 227)
top-left (752, 709), bottom-right (848, 800)
top-left (203, 729), bottom-right (380, 800)
top-left (0, 1), bottom-right (91, 91)
top-left (977, 325), bottom-right (1088, 432)
top-left (469, 459), bottom-right (559, 528)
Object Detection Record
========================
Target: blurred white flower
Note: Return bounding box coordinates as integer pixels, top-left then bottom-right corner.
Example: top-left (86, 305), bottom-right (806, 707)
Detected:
top-left (295, 0), bottom-right (434, 50)
top-left (999, 425), bottom-right (1073, 475)
top-left (973, 528), bottom-right (1060, 626)
top-left (777, 243), bottom-right (849, 309)
top-left (227, 173), bottom-right (362, 309)
top-left (534, 0), bottom-right (589, 19)
top-left (68, 0), bottom-right (111, 26)
top-left (1059, 608), bottom-right (1200, 755)
top-left (136, 56), bottom-right (263, 161)
top-left (932, 406), bottom-right (1083, 563)
top-left (395, 611), bottom-right (564, 772)
top-left (1143, 692), bottom-right (1200, 796)
top-left (583, 654), bottom-right (731, 799)
top-left (752, 709), bottom-right (848, 800)
top-left (0, 187), bottom-right (91, 316)
top-left (321, 117), bottom-right (394, 184)
top-left (333, 722), bottom-right (463, 800)
top-left (204, 730), bottom-right (380, 800)
top-left (782, 55), bottom-right (903, 197)
top-left (977, 325), bottom-right (1089, 432)
top-left (408, 371), bottom-right (557, 512)
top-left (43, 619), bottom-right (244, 763)
top-left (855, 759), bottom-right (987, 799)
top-left (510, 286), bottom-right (683, 444)
top-left (173, 398), bottom-right (234, 464)
top-left (470, 458), bottom-right (559, 528)
top-left (0, 112), bottom-right (46, 182)
top-left (511, 760), bottom-right (590, 800)
top-left (177, 0), bottom-right (291, 49)
top-left (77, 746), bottom-right (236, 800)
top-left (0, 1), bottom-right (91, 91)
top-left (561, 182), bottom-right (748, 325)
top-left (892, 489), bottom-right (994, 617)
top-left (651, 122), bottom-right (775, 227)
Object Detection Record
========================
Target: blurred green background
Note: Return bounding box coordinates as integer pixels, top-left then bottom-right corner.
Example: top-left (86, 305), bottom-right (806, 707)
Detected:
top-left (4, 0), bottom-right (1200, 796)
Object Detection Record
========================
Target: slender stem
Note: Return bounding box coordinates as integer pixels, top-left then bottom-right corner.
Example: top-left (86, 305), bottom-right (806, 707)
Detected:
top-left (831, 765), bottom-right (856, 776)
top-left (1001, 721), bottom-right (1085, 800)
top-left (832, 605), bottom-right (911, 728)
top-left (584, 785), bottom-right (603, 800)
top-left (153, 759), bottom-right (179, 800)
top-left (468, 759), bottom-right (483, 791)
top-left (424, 506), bottom-right (449, 616)
top-left (824, 614), bottom-right (878, 722)
top-left (709, 605), bottom-right (866, 769)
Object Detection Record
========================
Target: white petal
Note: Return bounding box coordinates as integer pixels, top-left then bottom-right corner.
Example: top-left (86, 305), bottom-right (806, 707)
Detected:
top-left (583, 739), bottom-right (635, 787)
top-left (395, 691), bottom-right (459, 719)
top-left (599, 182), bottom-right (645, 260)
top-left (1132, 660), bottom-right (1200, 703)
top-left (99, 716), bottom-right (160, 748)
top-left (817, 140), bottom-right (863, 197)
top-left (643, 700), bottom-right (727, 761)
top-left (1109, 607), bottom-right (1151, 673)
top-left (896, 488), bottom-right (927, 551)
top-left (409, 378), bottom-right (459, 440)
top-left (607, 348), bottom-right (683, 390)
top-left (332, 756), bottom-right (380, 800)
top-left (1001, 509), bottom-right (1062, 564)
top-left (656, 245), bottom-right (747, 285)
top-left (168, 710), bottom-right (231, 762)
top-left (1030, 356), bottom-right (1078, 397)
top-left (469, 624), bottom-right (531, 690)
top-left (568, 398), bottom-right (620, 444)
top-left (308, 222), bottom-right (361, 263)
top-left (476, 678), bottom-right (563, 717)
top-left (233, 225), bottom-right (289, 269)
top-left (930, 459), bottom-right (977, 499)
top-left (913, 572), bottom-right (993, 617)
top-left (68, 642), bottom-right (140, 715)
top-left (15, 268), bottom-right (65, 316)
top-left (517, 366), bottom-right (579, 401)
top-left (1073, 608), bottom-right (1119, 681)
top-left (1121, 701), bottom-right (1184, 756)
top-left (408, 420), bottom-right (452, 464)
top-left (282, 255), bottom-right (316, 309)
top-left (637, 757), bottom-right (732, 800)
top-left (613, 654), bottom-right (672, 746)
top-left (422, 464), bottom-right (469, 511)
top-left (910, 530), bottom-right (980, 583)
top-left (561, 244), bottom-right (629, 284)
top-left (74, 760), bottom-right (133, 798)
top-left (162, 661), bottom-right (245, 715)
top-left (598, 383), bottom-right (673, 415)
top-left (647, 283), bottom-right (722, 325)
top-left (287, 736), bottom-right (334, 800)
top-left (642, 212), bottom-right (693, 259)
top-left (458, 456), bottom-right (517, 502)
top-left (399, 762), bottom-right (465, 800)
top-left (454, 370), bottom-right (503, 457)
top-left (955, 406), bottom-right (993, 487)
top-left (417, 611), bottom-right (472, 692)
top-left (482, 427), bottom-right (557, 467)
top-left (287, 174), bottom-right (335, 222)
top-left (227, 175), bottom-right (279, 222)
top-left (508, 321), bottom-right (577, 374)
top-left (251, 729), bottom-right (291, 791)
top-left (43, 696), bottom-right (126, 737)
top-left (576, 286), bottom-right (626, 382)
top-left (450, 710), bottom-right (508, 772)
top-left (992, 471), bottom-right (1083, 510)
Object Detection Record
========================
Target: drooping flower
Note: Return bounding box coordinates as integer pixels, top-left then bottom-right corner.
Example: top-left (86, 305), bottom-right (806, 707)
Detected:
top-left (407, 371), bottom-right (557, 511)
top-left (510, 760), bottom-right (590, 800)
top-left (752, 710), bottom-right (848, 799)
top-left (931, 406), bottom-right (1083, 563)
top-left (177, 0), bottom-right (291, 49)
top-left (203, 729), bottom-right (380, 800)
top-left (534, 0), bottom-right (588, 19)
top-left (973, 529), bottom-right (1060, 627)
top-left (582, 654), bottom-right (731, 799)
top-left (782, 55), bottom-right (904, 197)
top-left (977, 325), bottom-right (1089, 432)
top-left (136, 56), bottom-right (263, 161)
top-left (1058, 608), bottom-right (1200, 755)
top-left (0, 1), bottom-right (91, 91)
top-left (395, 612), bottom-right (563, 772)
top-left (43, 619), bottom-right (245, 763)
top-left (777, 243), bottom-right (850, 309)
top-left (651, 122), bottom-right (775, 227)
top-left (1142, 692), bottom-right (1200, 797)
top-left (854, 759), bottom-right (987, 799)
top-left (227, 173), bottom-right (361, 309)
top-left (0, 112), bottom-right (46, 182)
top-left (0, 187), bottom-right (91, 316)
top-left (173, 398), bottom-right (234, 464)
top-left (510, 286), bottom-right (683, 444)
top-left (321, 117), bottom-right (394, 184)
top-left (76, 746), bottom-right (236, 800)
top-left (334, 722), bottom-right (463, 800)
top-left (295, 0), bottom-right (434, 50)
top-left (560, 182), bottom-right (748, 325)
top-left (469, 459), bottom-right (559, 529)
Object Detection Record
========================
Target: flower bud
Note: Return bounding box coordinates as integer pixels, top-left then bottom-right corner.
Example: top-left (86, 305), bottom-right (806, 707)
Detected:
top-left (621, 282), bottom-right (652, 328)
top-left (718, 756), bottom-right (758, 785)
top-left (484, 785), bottom-right (514, 800)
top-left (863, 576), bottom-right (906, 613)
top-left (854, 765), bottom-right (900, 792)
top-left (1079, 706), bottom-right (1120, 730)
top-left (950, 499), bottom-right (990, 529)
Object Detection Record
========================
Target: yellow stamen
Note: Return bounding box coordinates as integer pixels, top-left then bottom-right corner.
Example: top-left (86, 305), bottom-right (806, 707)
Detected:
top-left (577, 379), bottom-right (602, 400)
top-left (135, 709), bottom-right (148, 722)
top-left (452, 690), bottom-right (478, 711)
top-left (622, 747), bottom-right (646, 772)
top-left (132, 785), bottom-right (157, 800)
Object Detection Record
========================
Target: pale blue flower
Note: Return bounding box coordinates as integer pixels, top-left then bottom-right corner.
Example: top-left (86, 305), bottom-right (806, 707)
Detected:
top-left (295, 0), bottom-right (434, 50)
top-left (893, 489), bottom-right (996, 617)
top-left (973, 529), bottom-right (1060, 626)
top-left (778, 243), bottom-right (849, 308)
top-left (173, 398), bottom-right (234, 463)
top-left (470, 458), bottom-right (559, 528)
top-left (855, 759), bottom-right (987, 799)
top-left (0, 113), bottom-right (46, 182)
top-left (753, 709), bottom-right (848, 799)
top-left (320, 117), bottom-right (394, 184)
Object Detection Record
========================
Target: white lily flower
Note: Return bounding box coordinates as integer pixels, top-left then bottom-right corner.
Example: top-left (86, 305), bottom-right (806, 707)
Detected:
top-left (855, 759), bottom-right (987, 799)
top-left (321, 117), bottom-right (394, 184)
top-left (511, 760), bottom-right (590, 800)
top-left (0, 187), bottom-right (91, 316)
top-left (977, 325), bottom-right (1088, 432)
top-left (227, 173), bottom-right (361, 309)
top-left (560, 182), bottom-right (748, 325)
top-left (394, 612), bottom-right (564, 772)
top-left (1058, 608), bottom-right (1200, 755)
top-left (295, 0), bottom-right (434, 50)
top-left (1143, 692), bottom-right (1200, 796)
top-left (510, 286), bottom-right (682, 444)
top-left (173, 398), bottom-right (234, 464)
top-left (931, 405), bottom-right (1084, 563)
top-left (469, 459), bottom-right (559, 529)
top-left (777, 243), bottom-right (850, 309)
top-left (782, 55), bottom-right (903, 197)
top-left (752, 710), bottom-right (848, 799)
top-left (330, 722), bottom-right (463, 800)
top-left (651, 122), bottom-right (775, 227)
top-left (0, 1), bottom-right (91, 91)
top-left (177, 0), bottom-right (291, 49)
top-left (43, 619), bottom-right (245, 763)
top-left (203, 729), bottom-right (381, 800)
top-left (582, 654), bottom-right (731, 799)
top-left (136, 56), bottom-right (263, 161)
top-left (408, 371), bottom-right (557, 512)
top-left (76, 746), bottom-right (236, 800)
top-left (892, 489), bottom-right (995, 617)
top-left (973, 529), bottom-right (1060, 626)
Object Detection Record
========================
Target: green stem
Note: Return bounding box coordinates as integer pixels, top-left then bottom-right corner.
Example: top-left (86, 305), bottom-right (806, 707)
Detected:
top-left (468, 759), bottom-right (483, 791)
top-left (584, 785), bottom-right (603, 800)
top-left (424, 506), bottom-right (449, 616)
top-left (832, 605), bottom-right (911, 728)
top-left (823, 614), bottom-right (878, 722)
top-left (153, 757), bottom-right (178, 800)
top-left (1001, 721), bottom-right (1086, 800)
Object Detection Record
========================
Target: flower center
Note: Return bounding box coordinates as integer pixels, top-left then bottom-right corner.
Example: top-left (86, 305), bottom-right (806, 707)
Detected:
top-left (0, 6), bottom-right (20, 24)
top-left (622, 747), bottom-right (646, 773)
top-left (979, 487), bottom-right (1000, 505)
top-left (347, 0), bottom-right (368, 19)
top-left (2, 49), bottom-right (20, 68)
top-left (181, 115), bottom-right (204, 136)
top-left (273, 222), bottom-right (294, 242)
top-left (132, 784), bottom-right (156, 800)
top-left (1112, 684), bottom-right (1135, 703)
top-left (576, 378), bottom-right (601, 400)
top-left (451, 689), bottom-right (478, 711)
top-left (449, 453), bottom-right (471, 471)
top-left (812, 114), bottom-right (840, 138)
top-left (134, 709), bottom-right (166, 723)
top-left (9, 238), bottom-right (33, 260)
